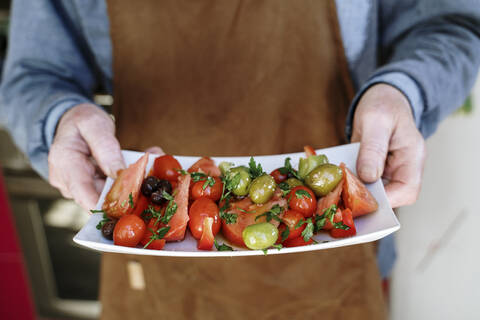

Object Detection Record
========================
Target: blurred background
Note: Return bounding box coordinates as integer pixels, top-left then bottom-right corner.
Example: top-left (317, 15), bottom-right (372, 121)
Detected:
top-left (0, 1), bottom-right (479, 320)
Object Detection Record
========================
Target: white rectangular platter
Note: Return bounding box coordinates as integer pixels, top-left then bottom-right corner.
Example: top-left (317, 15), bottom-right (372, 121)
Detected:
top-left (73, 142), bottom-right (400, 257)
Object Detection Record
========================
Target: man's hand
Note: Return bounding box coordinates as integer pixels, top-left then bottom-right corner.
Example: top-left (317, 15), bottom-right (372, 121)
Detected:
top-left (352, 84), bottom-right (426, 208)
top-left (48, 104), bottom-right (125, 210)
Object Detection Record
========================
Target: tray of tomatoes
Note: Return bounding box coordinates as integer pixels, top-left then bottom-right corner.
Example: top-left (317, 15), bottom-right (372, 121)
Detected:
top-left (73, 143), bottom-right (399, 256)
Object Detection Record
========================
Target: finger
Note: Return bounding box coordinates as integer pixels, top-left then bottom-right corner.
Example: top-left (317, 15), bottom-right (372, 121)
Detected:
top-left (145, 146), bottom-right (165, 155)
top-left (94, 178), bottom-right (106, 194)
top-left (356, 116), bottom-right (393, 183)
top-left (77, 111), bottom-right (125, 178)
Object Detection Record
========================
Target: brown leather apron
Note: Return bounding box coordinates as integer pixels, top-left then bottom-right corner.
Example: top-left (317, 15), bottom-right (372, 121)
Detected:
top-left (101, 1), bottom-right (386, 319)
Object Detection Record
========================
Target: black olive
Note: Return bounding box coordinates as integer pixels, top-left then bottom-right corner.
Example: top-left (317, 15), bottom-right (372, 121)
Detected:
top-left (151, 191), bottom-right (166, 205)
top-left (141, 176), bottom-right (160, 197)
top-left (157, 179), bottom-right (172, 195)
top-left (101, 219), bottom-right (117, 240)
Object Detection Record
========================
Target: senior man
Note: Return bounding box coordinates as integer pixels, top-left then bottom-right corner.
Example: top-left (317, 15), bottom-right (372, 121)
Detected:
top-left (1, 0), bottom-right (479, 319)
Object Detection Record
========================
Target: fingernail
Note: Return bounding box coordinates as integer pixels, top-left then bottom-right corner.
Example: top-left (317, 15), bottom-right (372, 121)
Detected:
top-left (358, 163), bottom-right (378, 182)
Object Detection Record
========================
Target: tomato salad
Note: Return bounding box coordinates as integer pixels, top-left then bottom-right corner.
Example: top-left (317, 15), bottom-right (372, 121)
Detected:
top-left (93, 146), bottom-right (378, 252)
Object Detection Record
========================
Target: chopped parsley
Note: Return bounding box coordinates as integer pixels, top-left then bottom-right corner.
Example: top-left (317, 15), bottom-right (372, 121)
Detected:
top-left (278, 157), bottom-right (301, 180)
top-left (272, 244), bottom-right (283, 251)
top-left (95, 213), bottom-right (111, 230)
top-left (278, 182), bottom-right (291, 197)
top-left (128, 193), bottom-right (134, 208)
top-left (218, 172), bottom-right (242, 224)
top-left (280, 225), bottom-right (290, 242)
top-left (295, 189), bottom-right (311, 199)
top-left (160, 191), bottom-right (178, 224)
top-left (176, 169), bottom-right (188, 176)
top-left (143, 226), bottom-right (171, 249)
top-left (296, 218), bottom-right (315, 242)
top-left (214, 239), bottom-right (234, 251)
top-left (248, 157), bottom-right (264, 179)
top-left (314, 204), bottom-right (350, 231)
top-left (255, 204), bottom-right (284, 223)
top-left (90, 209), bottom-right (105, 214)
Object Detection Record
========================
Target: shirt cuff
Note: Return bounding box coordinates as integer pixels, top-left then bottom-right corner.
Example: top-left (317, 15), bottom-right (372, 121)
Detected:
top-left (345, 72), bottom-right (425, 140)
top-left (43, 99), bottom-right (90, 148)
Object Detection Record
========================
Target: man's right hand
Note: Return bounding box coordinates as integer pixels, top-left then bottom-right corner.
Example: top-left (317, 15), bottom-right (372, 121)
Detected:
top-left (48, 104), bottom-right (125, 211)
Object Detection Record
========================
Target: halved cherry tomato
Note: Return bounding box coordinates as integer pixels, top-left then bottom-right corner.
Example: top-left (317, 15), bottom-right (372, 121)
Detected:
top-left (188, 197), bottom-right (221, 239)
top-left (197, 217), bottom-right (215, 250)
top-left (322, 207), bottom-right (343, 230)
top-left (340, 163), bottom-right (378, 217)
top-left (304, 145), bottom-right (316, 157)
top-left (288, 186), bottom-right (317, 217)
top-left (153, 155), bottom-right (182, 182)
top-left (222, 198), bottom-right (287, 247)
top-left (102, 153), bottom-right (149, 218)
top-left (190, 177), bottom-right (223, 202)
top-left (330, 208), bottom-right (356, 238)
top-left (277, 210), bottom-right (305, 242)
top-left (164, 174), bottom-right (191, 241)
top-left (113, 214), bottom-right (146, 247)
top-left (140, 219), bottom-right (167, 250)
top-left (131, 194), bottom-right (150, 217)
top-left (270, 168), bottom-right (288, 184)
top-left (188, 157), bottom-right (221, 177)
top-left (283, 236), bottom-right (314, 247)
top-left (316, 179), bottom-right (343, 217)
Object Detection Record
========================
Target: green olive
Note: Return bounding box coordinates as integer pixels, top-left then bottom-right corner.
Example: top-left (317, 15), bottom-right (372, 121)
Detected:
top-left (285, 177), bottom-right (304, 188)
top-left (228, 166), bottom-right (251, 196)
top-left (305, 163), bottom-right (343, 197)
top-left (242, 222), bottom-right (279, 250)
top-left (249, 174), bottom-right (276, 204)
top-left (219, 161), bottom-right (234, 176)
top-left (298, 154), bottom-right (329, 179)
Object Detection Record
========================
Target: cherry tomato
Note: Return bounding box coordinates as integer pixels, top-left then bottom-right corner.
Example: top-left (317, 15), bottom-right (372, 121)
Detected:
top-left (153, 155), bottom-right (182, 182)
top-left (270, 168), bottom-right (288, 184)
top-left (340, 163), bottom-right (378, 217)
top-left (288, 186), bottom-right (317, 217)
top-left (131, 194), bottom-right (150, 217)
top-left (304, 145), bottom-right (317, 157)
top-left (197, 217), bottom-right (215, 250)
top-left (322, 207), bottom-right (343, 230)
top-left (113, 214), bottom-right (146, 247)
top-left (140, 219), bottom-right (167, 250)
top-left (330, 208), bottom-right (357, 238)
top-left (188, 157), bottom-right (221, 177)
top-left (190, 177), bottom-right (223, 201)
top-left (188, 197), bottom-right (221, 239)
top-left (283, 236), bottom-right (314, 247)
top-left (277, 210), bottom-right (305, 242)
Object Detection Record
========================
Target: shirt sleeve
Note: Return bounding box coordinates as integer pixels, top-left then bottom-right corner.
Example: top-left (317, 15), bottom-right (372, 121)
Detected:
top-left (0, 0), bottom-right (102, 179)
top-left (346, 0), bottom-right (480, 139)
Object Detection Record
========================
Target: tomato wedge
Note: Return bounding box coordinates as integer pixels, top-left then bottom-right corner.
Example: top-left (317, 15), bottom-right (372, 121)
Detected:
top-left (316, 179), bottom-right (343, 217)
top-left (131, 194), bottom-right (150, 217)
top-left (188, 157), bottom-right (221, 177)
top-left (340, 163), bottom-right (378, 217)
top-left (102, 153), bottom-right (149, 218)
top-left (283, 236), bottom-right (314, 247)
top-left (221, 198), bottom-right (287, 248)
top-left (330, 208), bottom-right (356, 238)
top-left (277, 210), bottom-right (305, 242)
top-left (197, 217), bottom-right (215, 250)
top-left (164, 174), bottom-right (191, 241)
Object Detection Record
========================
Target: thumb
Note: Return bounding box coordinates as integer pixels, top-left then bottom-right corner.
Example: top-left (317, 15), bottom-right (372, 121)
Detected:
top-left (145, 146), bottom-right (165, 155)
top-left (78, 112), bottom-right (125, 178)
top-left (354, 118), bottom-right (392, 183)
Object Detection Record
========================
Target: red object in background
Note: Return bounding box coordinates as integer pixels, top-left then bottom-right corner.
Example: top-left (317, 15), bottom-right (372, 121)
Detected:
top-left (0, 168), bottom-right (35, 320)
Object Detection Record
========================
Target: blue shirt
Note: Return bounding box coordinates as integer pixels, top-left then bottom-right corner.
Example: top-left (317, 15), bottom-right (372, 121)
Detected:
top-left (1, 0), bottom-right (480, 179)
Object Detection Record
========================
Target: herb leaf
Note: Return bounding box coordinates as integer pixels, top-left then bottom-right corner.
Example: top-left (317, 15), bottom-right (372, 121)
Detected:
top-left (301, 218), bottom-right (315, 242)
top-left (143, 226), bottom-right (171, 248)
top-left (315, 204), bottom-right (338, 230)
top-left (278, 157), bottom-right (301, 180)
top-left (202, 176), bottom-right (215, 190)
top-left (191, 172), bottom-right (208, 182)
top-left (220, 210), bottom-right (238, 224)
top-left (255, 204), bottom-right (284, 222)
top-left (176, 169), bottom-right (188, 176)
top-left (272, 244), bottom-right (283, 251)
top-left (90, 209), bottom-right (105, 214)
top-left (281, 226), bottom-right (290, 242)
top-left (128, 193), bottom-right (134, 208)
top-left (295, 189), bottom-right (311, 199)
top-left (278, 182), bottom-right (291, 197)
top-left (161, 196), bottom-right (178, 224)
top-left (96, 213), bottom-right (111, 230)
top-left (248, 157), bottom-right (264, 179)
top-left (214, 239), bottom-right (234, 251)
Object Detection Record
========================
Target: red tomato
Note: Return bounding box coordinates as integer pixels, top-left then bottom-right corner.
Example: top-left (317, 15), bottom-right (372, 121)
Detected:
top-left (283, 236), bottom-right (314, 247)
top-left (140, 219), bottom-right (167, 250)
top-left (102, 153), bottom-right (149, 218)
top-left (340, 163), bottom-right (378, 217)
top-left (304, 145), bottom-right (317, 157)
top-left (322, 207), bottom-right (343, 230)
top-left (330, 208), bottom-right (357, 238)
top-left (153, 155), bottom-right (182, 181)
top-left (277, 210), bottom-right (305, 242)
top-left (188, 157), bottom-right (221, 177)
top-left (131, 194), bottom-right (150, 217)
top-left (270, 168), bottom-right (288, 184)
top-left (113, 214), bottom-right (146, 247)
top-left (188, 197), bottom-right (221, 239)
top-left (316, 179), bottom-right (343, 217)
top-left (190, 177), bottom-right (223, 201)
top-left (221, 198), bottom-right (287, 247)
top-left (197, 217), bottom-right (215, 250)
top-left (288, 186), bottom-right (317, 217)
top-left (164, 174), bottom-right (191, 241)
